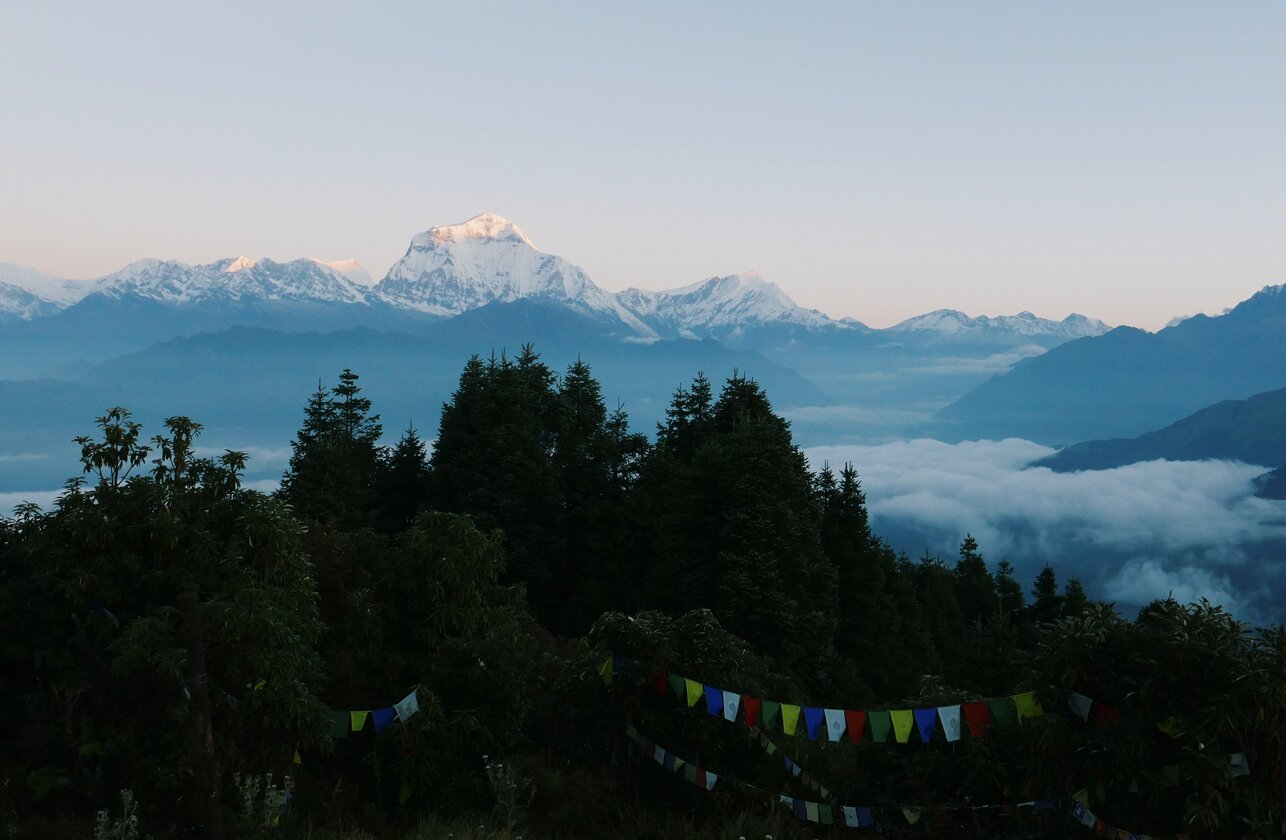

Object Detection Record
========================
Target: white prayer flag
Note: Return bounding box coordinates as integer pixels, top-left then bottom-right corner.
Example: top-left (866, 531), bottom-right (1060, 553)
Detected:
top-left (704, 771), bottom-right (718, 791)
top-left (937, 705), bottom-right (962, 742)
top-left (723, 691), bottom-right (741, 722)
top-left (1067, 691), bottom-right (1093, 721)
top-left (824, 708), bottom-right (846, 742)
top-left (394, 690), bottom-right (420, 722)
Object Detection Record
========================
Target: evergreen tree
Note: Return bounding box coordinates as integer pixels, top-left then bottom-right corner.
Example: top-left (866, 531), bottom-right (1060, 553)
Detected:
top-left (427, 349), bottom-right (564, 624)
top-left (995, 558), bottom-right (1026, 616)
top-left (1063, 576), bottom-right (1090, 617)
top-left (279, 370), bottom-right (384, 528)
top-left (1030, 564), bottom-right (1063, 625)
top-left (954, 534), bottom-right (998, 626)
top-left (377, 423), bottom-right (431, 532)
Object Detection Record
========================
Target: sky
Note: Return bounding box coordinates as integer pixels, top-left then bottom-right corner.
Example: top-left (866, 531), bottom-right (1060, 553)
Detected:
top-left (2, 1), bottom-right (1284, 329)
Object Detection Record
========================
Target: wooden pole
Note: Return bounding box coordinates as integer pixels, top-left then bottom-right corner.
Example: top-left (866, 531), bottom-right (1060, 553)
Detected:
top-left (179, 590), bottom-right (225, 840)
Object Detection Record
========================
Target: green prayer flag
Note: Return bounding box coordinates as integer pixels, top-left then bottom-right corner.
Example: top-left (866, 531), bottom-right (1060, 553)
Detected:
top-left (819, 804), bottom-right (834, 825)
top-left (868, 709), bottom-right (892, 743)
top-left (669, 672), bottom-right (686, 699)
top-left (330, 710), bottom-right (349, 739)
top-left (683, 764), bottom-right (697, 783)
top-left (988, 696), bottom-right (1018, 726)
top-left (761, 700), bottom-right (781, 731)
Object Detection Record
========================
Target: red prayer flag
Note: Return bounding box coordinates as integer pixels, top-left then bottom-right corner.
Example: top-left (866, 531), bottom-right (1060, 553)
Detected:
top-left (743, 696), bottom-right (762, 729)
top-left (844, 709), bottom-right (866, 744)
top-left (653, 670), bottom-right (668, 696)
top-left (694, 768), bottom-right (707, 789)
top-left (963, 701), bottom-right (991, 738)
top-left (1094, 703), bottom-right (1121, 729)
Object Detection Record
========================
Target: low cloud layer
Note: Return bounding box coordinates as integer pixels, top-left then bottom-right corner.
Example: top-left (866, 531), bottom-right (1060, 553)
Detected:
top-left (806, 439), bottom-right (1286, 622)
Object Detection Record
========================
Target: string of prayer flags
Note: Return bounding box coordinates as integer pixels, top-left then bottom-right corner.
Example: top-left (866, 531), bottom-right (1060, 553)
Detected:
top-left (704, 686), bottom-right (724, 717)
top-left (781, 703), bottom-right (801, 735)
top-left (824, 708), bottom-right (846, 742)
top-left (890, 709), bottom-right (914, 743)
top-left (372, 707), bottom-right (396, 735)
top-left (722, 691), bottom-right (740, 722)
top-left (913, 708), bottom-right (938, 743)
top-left (803, 706), bottom-right (825, 740)
top-left (938, 705), bottom-right (962, 742)
top-left (1069, 802), bottom-right (1189, 840)
top-left (1012, 691), bottom-right (1044, 723)
top-left (394, 690), bottom-right (420, 723)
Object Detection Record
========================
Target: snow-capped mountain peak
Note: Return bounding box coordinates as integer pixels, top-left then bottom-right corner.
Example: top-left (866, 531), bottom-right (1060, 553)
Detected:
top-left (313, 258), bottom-right (374, 286)
top-left (616, 271), bottom-right (837, 339)
top-left (412, 212), bottom-right (534, 249)
top-left (889, 309), bottom-right (1109, 338)
top-left (224, 256), bottom-right (258, 272)
top-left (377, 213), bottom-right (651, 332)
top-left (96, 256), bottom-right (378, 306)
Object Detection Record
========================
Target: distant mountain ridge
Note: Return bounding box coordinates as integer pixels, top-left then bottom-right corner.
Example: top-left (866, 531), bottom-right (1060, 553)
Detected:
top-left (0, 214), bottom-right (1108, 345)
top-left (1035, 386), bottom-right (1286, 472)
top-left (936, 284), bottom-right (1286, 444)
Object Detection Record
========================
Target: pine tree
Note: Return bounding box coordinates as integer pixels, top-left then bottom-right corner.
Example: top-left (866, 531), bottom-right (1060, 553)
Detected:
top-left (279, 371), bottom-right (384, 528)
top-left (377, 423), bottom-right (431, 532)
top-left (1030, 565), bottom-right (1063, 625)
top-left (1063, 577), bottom-right (1090, 617)
top-left (954, 534), bottom-right (998, 626)
top-left (995, 558), bottom-right (1026, 616)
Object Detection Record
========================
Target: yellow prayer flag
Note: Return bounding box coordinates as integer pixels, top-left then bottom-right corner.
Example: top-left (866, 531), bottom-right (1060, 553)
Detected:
top-left (890, 709), bottom-right (914, 743)
top-left (804, 801), bottom-right (819, 822)
top-left (350, 710), bottom-right (369, 732)
top-left (292, 750), bottom-right (302, 765)
top-left (1012, 691), bottom-right (1044, 722)
top-left (903, 808), bottom-right (922, 825)
top-left (598, 656), bottom-right (614, 687)
top-left (781, 703), bottom-right (801, 735)
top-left (399, 780), bottom-right (412, 805)
top-left (684, 678), bottom-right (704, 708)
top-left (1157, 715), bottom-right (1181, 737)
top-left (1072, 788), bottom-right (1089, 807)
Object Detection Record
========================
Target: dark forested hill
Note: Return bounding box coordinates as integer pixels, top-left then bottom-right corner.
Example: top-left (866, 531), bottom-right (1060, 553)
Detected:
top-left (1036, 387), bottom-right (1286, 472)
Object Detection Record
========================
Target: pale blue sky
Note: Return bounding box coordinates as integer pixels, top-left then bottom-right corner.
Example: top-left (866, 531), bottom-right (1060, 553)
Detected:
top-left (2, 1), bottom-right (1283, 328)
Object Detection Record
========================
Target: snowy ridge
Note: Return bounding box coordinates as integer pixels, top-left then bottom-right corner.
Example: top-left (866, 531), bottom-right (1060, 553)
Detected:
top-left (0, 262), bottom-right (100, 310)
top-left (889, 309), bottom-right (1109, 339)
top-left (98, 257), bottom-right (381, 306)
top-left (617, 272), bottom-right (838, 338)
top-left (376, 212), bottom-right (653, 333)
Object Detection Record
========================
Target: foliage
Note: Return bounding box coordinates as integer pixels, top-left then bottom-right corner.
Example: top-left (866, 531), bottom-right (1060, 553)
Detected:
top-left (2, 352), bottom-right (1283, 839)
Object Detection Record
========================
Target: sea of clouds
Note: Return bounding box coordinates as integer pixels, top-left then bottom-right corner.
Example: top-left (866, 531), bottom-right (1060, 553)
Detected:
top-left (805, 439), bottom-right (1286, 624)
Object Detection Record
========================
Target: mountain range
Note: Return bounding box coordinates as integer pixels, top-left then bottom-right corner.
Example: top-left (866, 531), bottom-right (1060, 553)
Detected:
top-left (934, 284), bottom-right (1286, 445)
top-left (0, 213), bottom-right (1107, 368)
